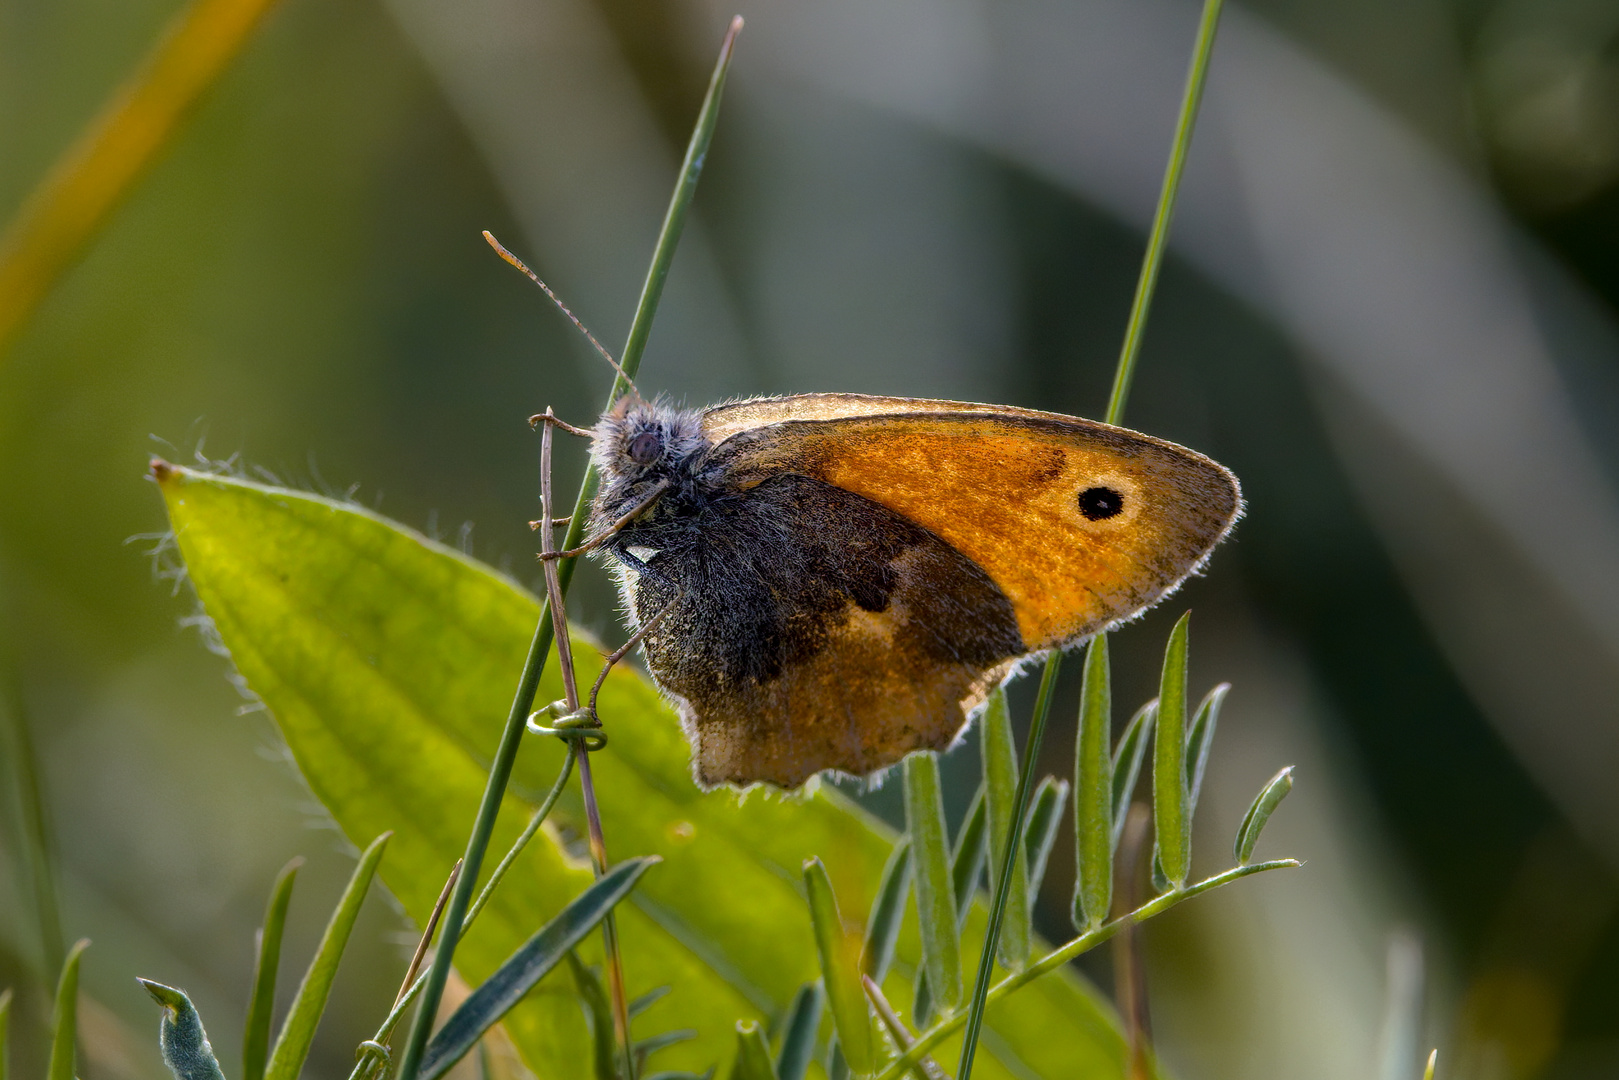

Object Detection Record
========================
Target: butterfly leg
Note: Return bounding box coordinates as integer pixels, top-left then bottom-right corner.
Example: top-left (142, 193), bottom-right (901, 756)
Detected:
top-left (527, 406), bottom-right (596, 439)
top-left (523, 408), bottom-right (593, 529)
top-left (537, 478), bottom-right (672, 562)
top-left (587, 591), bottom-right (680, 716)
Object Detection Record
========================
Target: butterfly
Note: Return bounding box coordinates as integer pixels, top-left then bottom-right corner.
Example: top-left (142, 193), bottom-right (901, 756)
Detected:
top-left (583, 392), bottom-right (1240, 790)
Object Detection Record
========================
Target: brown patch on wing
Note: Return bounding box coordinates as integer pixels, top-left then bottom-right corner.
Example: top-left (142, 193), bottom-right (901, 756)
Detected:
top-left (622, 472), bottom-right (1025, 788)
top-left (712, 411), bottom-right (1240, 649)
top-left (669, 549), bottom-right (1021, 789)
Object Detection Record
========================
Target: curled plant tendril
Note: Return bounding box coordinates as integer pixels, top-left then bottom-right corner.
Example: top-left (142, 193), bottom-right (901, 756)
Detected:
top-left (355, 1041), bottom-right (390, 1066)
top-left (527, 700), bottom-right (609, 752)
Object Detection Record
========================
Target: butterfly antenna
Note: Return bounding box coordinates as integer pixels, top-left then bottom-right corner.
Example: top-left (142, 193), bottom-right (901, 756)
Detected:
top-left (483, 230), bottom-right (638, 395)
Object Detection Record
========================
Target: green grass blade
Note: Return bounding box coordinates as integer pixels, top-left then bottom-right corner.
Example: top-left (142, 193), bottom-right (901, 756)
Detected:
top-left (1153, 614), bottom-right (1192, 889)
top-left (1235, 767), bottom-right (1294, 865)
top-left (774, 983), bottom-right (823, 1080)
top-left (47, 939), bottom-right (88, 1080)
top-left (632, 1029), bottom-right (695, 1062)
top-left (1103, 0), bottom-right (1228, 426)
top-left (0, 986), bottom-right (11, 1080)
top-left (265, 833), bottom-right (389, 1080)
top-left (804, 858), bottom-right (874, 1077)
top-left (1022, 777), bottom-right (1068, 903)
top-left (243, 857), bottom-right (303, 1080)
top-left (617, 15), bottom-right (743, 391)
top-left (1072, 634), bottom-right (1113, 930)
top-left (2, 680), bottom-right (65, 981)
top-left (393, 22), bottom-right (743, 1080)
top-left (980, 689), bottom-right (1031, 971)
top-left (139, 981), bottom-right (227, 1080)
top-left (566, 954), bottom-right (617, 1080)
top-left (956, 656), bottom-right (1062, 1080)
top-left (861, 838), bottom-right (912, 982)
top-left (421, 858), bottom-right (659, 1080)
top-left (1185, 683), bottom-right (1228, 822)
top-left (1110, 702), bottom-right (1156, 851)
top-left (1422, 1050), bottom-right (1437, 1080)
top-left (731, 1021), bottom-right (778, 1080)
top-left (628, 987), bottom-right (671, 1020)
top-left (902, 753), bottom-right (961, 1016)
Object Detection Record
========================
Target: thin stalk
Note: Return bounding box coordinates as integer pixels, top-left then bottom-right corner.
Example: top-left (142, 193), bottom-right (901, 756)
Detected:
top-left (391, 19), bottom-right (741, 1080)
top-left (1103, 0), bottom-right (1226, 428)
top-left (875, 860), bottom-right (1298, 1080)
top-left (862, 977), bottom-right (946, 1080)
top-left (957, 2), bottom-right (1228, 1074)
top-left (538, 422), bottom-right (633, 1080)
top-left (956, 657), bottom-right (1061, 1077)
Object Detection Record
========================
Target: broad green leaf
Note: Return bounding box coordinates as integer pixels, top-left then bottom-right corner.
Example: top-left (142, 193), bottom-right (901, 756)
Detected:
top-left (1235, 767), bottom-right (1294, 865)
top-left (1153, 614), bottom-right (1192, 889)
top-left (139, 981), bottom-right (227, 1080)
top-left (979, 690), bottom-right (1029, 971)
top-left (774, 983), bottom-right (823, 1080)
top-left (903, 754), bottom-right (961, 1016)
top-left (804, 858), bottom-right (874, 1077)
top-left (266, 833), bottom-right (389, 1080)
top-left (47, 939), bottom-right (88, 1080)
top-left (154, 463), bottom-right (1134, 1078)
top-left (244, 857), bottom-right (302, 1080)
top-left (422, 858), bottom-right (658, 1080)
top-left (861, 839), bottom-right (911, 983)
top-left (1073, 635), bottom-right (1112, 930)
top-left (731, 1021), bottom-right (778, 1080)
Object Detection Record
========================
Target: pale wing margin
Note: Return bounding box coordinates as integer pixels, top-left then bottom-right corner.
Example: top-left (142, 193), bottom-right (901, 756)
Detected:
top-left (699, 393), bottom-right (1081, 445)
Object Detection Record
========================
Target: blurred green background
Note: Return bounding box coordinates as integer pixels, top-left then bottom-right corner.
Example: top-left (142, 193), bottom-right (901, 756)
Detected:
top-left (5, 0), bottom-right (1619, 1077)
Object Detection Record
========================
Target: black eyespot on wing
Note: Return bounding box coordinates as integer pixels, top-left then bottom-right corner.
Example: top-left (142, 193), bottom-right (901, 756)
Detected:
top-left (1078, 486), bottom-right (1124, 521)
top-left (628, 432), bottom-right (661, 464)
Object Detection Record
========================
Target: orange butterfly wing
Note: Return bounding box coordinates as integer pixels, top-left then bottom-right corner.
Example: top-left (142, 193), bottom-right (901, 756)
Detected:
top-left (703, 394), bottom-right (1240, 649)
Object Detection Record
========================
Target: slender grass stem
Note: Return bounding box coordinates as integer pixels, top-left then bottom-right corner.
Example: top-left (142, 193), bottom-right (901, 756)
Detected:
top-left (1103, 0), bottom-right (1226, 428)
top-left (876, 860), bottom-right (1298, 1080)
top-left (392, 21), bottom-right (741, 1080)
top-left (957, 3), bottom-right (1227, 1076)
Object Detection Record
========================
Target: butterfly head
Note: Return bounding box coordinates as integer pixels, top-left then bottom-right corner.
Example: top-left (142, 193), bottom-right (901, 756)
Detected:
top-left (591, 394), bottom-right (710, 510)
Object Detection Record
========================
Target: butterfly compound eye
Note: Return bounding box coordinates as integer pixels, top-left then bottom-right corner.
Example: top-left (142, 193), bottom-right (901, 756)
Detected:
top-left (627, 431), bottom-right (662, 464)
top-left (1078, 486), bottom-right (1124, 521)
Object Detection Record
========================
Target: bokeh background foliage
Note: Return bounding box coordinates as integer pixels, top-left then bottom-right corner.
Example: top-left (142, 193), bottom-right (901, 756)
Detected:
top-left (6, 0), bottom-right (1619, 1078)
